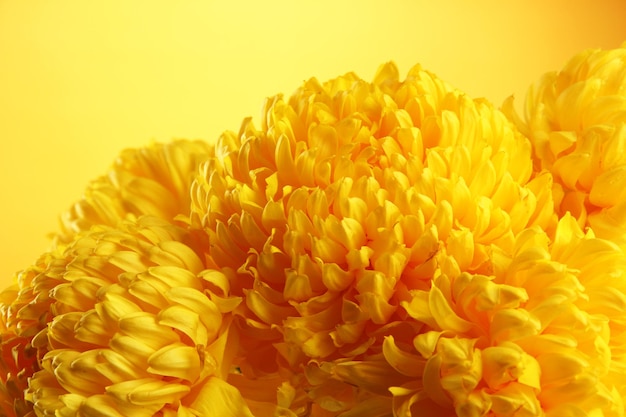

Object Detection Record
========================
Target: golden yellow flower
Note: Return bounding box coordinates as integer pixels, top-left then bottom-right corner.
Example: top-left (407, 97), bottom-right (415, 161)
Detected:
top-left (504, 43), bottom-right (626, 245)
top-left (187, 62), bottom-right (581, 415)
top-left (19, 217), bottom-right (252, 416)
top-left (56, 139), bottom-right (213, 245)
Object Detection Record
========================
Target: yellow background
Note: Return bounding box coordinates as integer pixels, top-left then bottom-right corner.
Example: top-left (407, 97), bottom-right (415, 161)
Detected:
top-left (1, 0), bottom-right (625, 287)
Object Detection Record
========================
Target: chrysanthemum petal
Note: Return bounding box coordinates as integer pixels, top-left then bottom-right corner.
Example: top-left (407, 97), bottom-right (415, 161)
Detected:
top-left (106, 378), bottom-right (191, 406)
top-left (188, 377), bottom-right (254, 417)
top-left (147, 343), bottom-right (203, 382)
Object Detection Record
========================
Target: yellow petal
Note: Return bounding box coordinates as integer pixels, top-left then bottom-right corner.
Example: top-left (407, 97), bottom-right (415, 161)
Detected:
top-left (147, 343), bottom-right (202, 382)
top-left (283, 270), bottom-right (314, 302)
top-left (51, 281), bottom-right (97, 311)
top-left (78, 394), bottom-right (127, 417)
top-left (488, 383), bottom-right (542, 417)
top-left (481, 343), bottom-right (540, 390)
top-left (158, 305), bottom-right (209, 346)
top-left (311, 236), bottom-right (347, 264)
top-left (333, 360), bottom-right (408, 397)
top-left (188, 377), bottom-right (254, 417)
top-left (127, 279), bottom-right (169, 310)
top-left (155, 241), bottom-right (205, 274)
top-left (144, 265), bottom-right (202, 291)
top-left (422, 354), bottom-right (451, 408)
top-left (95, 349), bottom-right (144, 383)
top-left (51, 350), bottom-right (111, 397)
top-left (54, 311), bottom-right (105, 347)
top-left (162, 405), bottom-right (198, 417)
top-left (164, 287), bottom-right (223, 338)
top-left (109, 334), bottom-right (157, 367)
top-left (402, 292), bottom-right (437, 329)
top-left (199, 269), bottom-right (231, 297)
top-left (429, 285), bottom-right (473, 333)
top-left (382, 336), bottom-right (425, 377)
top-left (245, 289), bottom-right (294, 325)
top-left (321, 262), bottom-right (354, 292)
top-left (95, 292), bottom-right (142, 324)
top-left (589, 165), bottom-right (626, 207)
top-left (537, 351), bottom-right (588, 386)
top-left (118, 312), bottom-right (179, 350)
top-left (490, 309), bottom-right (541, 343)
top-left (334, 395), bottom-right (393, 417)
top-left (446, 229), bottom-right (474, 272)
top-left (106, 378), bottom-right (190, 407)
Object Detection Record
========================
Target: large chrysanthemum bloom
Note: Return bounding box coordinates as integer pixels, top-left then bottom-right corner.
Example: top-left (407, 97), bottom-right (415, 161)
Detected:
top-left (10, 216), bottom-right (258, 416)
top-left (188, 62), bottom-right (559, 414)
top-left (55, 139), bottom-right (213, 245)
top-left (503, 43), bottom-right (626, 245)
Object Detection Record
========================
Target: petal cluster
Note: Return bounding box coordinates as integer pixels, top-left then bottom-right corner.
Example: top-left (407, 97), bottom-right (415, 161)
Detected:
top-left (504, 43), bottom-right (626, 245)
top-left (2, 46), bottom-right (626, 417)
top-left (56, 139), bottom-right (213, 244)
top-left (24, 217), bottom-right (246, 416)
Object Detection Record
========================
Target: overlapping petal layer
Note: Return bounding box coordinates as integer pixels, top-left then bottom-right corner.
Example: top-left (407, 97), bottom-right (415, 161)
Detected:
top-left (23, 217), bottom-right (249, 416)
top-left (56, 139), bottom-right (213, 244)
top-left (1, 251), bottom-right (67, 417)
top-left (504, 43), bottom-right (626, 245)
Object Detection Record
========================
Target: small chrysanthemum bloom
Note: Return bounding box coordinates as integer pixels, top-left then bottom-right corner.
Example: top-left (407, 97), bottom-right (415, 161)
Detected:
top-left (16, 216), bottom-right (252, 416)
top-left (504, 43), bottom-right (626, 244)
top-left (188, 62), bottom-right (562, 415)
top-left (56, 139), bottom-right (212, 244)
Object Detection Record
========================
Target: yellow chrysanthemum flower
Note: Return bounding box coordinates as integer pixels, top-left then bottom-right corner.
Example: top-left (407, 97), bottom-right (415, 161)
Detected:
top-left (504, 43), bottom-right (626, 245)
top-left (186, 62), bottom-right (595, 415)
top-left (19, 217), bottom-right (250, 416)
top-left (56, 139), bottom-right (213, 245)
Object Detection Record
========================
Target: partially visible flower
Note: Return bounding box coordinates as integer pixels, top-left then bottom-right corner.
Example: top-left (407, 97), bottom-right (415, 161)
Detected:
top-left (19, 216), bottom-right (252, 416)
top-left (188, 61), bottom-right (559, 414)
top-left (504, 43), bottom-right (626, 244)
top-left (56, 139), bottom-right (213, 244)
top-left (1, 251), bottom-right (67, 417)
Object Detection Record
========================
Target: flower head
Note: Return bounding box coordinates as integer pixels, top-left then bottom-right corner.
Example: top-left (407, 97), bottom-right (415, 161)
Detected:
top-left (186, 61), bottom-right (577, 415)
top-left (56, 139), bottom-right (213, 244)
top-left (21, 217), bottom-right (250, 416)
top-left (504, 43), bottom-right (626, 245)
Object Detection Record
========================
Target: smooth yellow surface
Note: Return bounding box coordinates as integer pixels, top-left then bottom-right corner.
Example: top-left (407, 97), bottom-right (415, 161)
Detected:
top-left (0, 0), bottom-right (625, 286)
